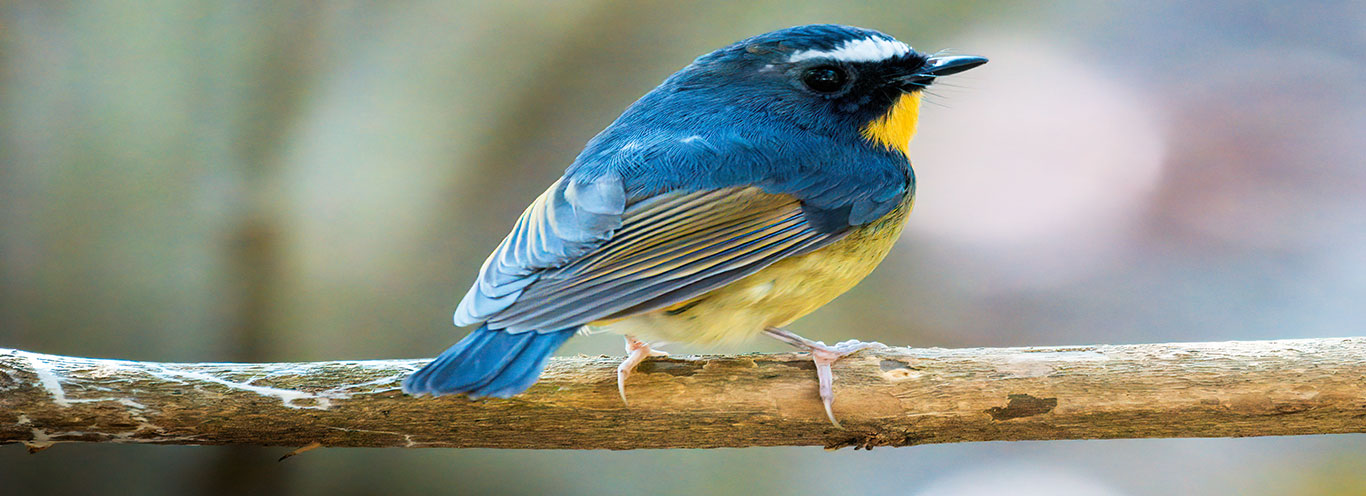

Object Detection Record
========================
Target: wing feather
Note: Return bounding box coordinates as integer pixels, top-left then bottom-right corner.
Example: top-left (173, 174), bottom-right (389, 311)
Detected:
top-left (452, 174), bottom-right (626, 327)
top-left (481, 187), bottom-right (847, 332)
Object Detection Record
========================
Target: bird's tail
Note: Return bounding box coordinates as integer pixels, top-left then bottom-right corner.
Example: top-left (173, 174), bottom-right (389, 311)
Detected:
top-left (401, 324), bottom-right (575, 398)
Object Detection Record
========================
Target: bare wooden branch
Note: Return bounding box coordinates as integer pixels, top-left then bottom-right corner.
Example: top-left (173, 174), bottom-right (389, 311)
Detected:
top-left (3, 338), bottom-right (1365, 451)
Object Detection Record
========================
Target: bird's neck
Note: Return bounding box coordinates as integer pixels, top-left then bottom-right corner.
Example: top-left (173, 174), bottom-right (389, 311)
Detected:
top-left (860, 92), bottom-right (921, 156)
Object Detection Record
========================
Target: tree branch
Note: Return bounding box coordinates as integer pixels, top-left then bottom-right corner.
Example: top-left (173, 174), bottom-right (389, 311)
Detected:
top-left (3, 338), bottom-right (1365, 451)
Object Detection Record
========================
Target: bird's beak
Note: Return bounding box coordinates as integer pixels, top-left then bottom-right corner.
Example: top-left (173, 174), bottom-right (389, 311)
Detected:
top-left (923, 55), bottom-right (989, 77)
top-left (897, 54), bottom-right (988, 89)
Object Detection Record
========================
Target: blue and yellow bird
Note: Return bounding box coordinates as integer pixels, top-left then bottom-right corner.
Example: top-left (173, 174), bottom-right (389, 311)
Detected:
top-left (402, 24), bottom-right (985, 426)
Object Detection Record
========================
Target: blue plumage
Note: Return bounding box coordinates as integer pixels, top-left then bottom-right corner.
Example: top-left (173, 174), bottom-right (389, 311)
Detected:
top-left (401, 324), bottom-right (575, 398)
top-left (403, 24), bottom-right (986, 401)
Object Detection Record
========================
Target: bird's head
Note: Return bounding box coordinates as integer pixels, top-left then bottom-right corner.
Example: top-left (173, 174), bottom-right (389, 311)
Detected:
top-left (662, 24), bottom-right (986, 155)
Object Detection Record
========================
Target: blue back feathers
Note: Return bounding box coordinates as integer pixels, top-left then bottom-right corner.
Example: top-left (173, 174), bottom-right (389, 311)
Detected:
top-left (569, 24), bottom-right (915, 228)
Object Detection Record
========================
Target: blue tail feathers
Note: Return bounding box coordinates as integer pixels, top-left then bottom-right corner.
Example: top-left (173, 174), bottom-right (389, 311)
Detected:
top-left (402, 324), bottom-right (575, 398)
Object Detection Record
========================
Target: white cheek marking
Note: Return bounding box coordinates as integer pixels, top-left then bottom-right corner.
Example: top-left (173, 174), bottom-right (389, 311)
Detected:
top-left (788, 37), bottom-right (911, 63)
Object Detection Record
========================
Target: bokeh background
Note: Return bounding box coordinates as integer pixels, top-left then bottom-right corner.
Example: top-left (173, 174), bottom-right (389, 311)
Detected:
top-left (3, 1), bottom-right (1365, 495)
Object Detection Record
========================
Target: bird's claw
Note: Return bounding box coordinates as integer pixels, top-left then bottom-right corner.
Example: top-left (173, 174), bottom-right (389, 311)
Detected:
top-left (809, 340), bottom-right (884, 428)
top-left (617, 336), bottom-right (667, 406)
top-left (764, 328), bottom-right (885, 428)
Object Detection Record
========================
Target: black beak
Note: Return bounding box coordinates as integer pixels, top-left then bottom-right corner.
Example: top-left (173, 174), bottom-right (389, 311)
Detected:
top-left (898, 54), bottom-right (988, 89)
top-left (923, 55), bottom-right (989, 77)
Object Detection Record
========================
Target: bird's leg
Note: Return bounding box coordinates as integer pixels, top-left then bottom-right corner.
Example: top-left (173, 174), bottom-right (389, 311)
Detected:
top-left (763, 327), bottom-right (886, 428)
top-left (617, 335), bottom-right (667, 406)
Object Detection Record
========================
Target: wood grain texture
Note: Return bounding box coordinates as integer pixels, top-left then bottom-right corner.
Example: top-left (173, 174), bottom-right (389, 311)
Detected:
top-left (3, 338), bottom-right (1365, 451)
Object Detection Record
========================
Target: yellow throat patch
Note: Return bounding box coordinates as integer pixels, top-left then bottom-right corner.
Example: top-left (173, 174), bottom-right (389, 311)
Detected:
top-left (861, 92), bottom-right (922, 156)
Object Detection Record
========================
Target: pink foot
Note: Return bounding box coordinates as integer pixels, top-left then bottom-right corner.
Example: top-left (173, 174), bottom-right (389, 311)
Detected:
top-left (764, 327), bottom-right (886, 428)
top-left (617, 335), bottom-right (667, 406)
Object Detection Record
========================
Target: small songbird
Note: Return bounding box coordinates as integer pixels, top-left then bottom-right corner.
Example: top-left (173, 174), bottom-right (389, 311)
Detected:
top-left (402, 24), bottom-right (985, 426)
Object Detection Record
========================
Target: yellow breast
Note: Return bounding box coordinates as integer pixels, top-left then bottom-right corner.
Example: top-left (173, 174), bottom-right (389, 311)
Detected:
top-left (605, 193), bottom-right (915, 346)
top-left (702, 193), bottom-right (915, 326)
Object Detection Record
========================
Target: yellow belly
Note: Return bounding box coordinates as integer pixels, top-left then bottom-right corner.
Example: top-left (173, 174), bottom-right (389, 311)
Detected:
top-left (595, 194), bottom-right (914, 346)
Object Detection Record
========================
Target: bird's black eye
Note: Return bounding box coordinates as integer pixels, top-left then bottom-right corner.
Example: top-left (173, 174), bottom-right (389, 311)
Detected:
top-left (801, 66), bottom-right (848, 93)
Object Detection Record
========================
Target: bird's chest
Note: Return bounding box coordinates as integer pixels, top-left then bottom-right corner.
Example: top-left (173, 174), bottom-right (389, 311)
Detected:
top-left (603, 193), bottom-right (915, 346)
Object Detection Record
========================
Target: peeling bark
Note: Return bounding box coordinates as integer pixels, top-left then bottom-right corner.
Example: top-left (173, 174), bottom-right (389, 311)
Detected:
top-left (2, 338), bottom-right (1365, 451)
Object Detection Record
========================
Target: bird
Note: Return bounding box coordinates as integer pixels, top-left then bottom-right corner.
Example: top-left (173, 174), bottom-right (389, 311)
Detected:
top-left (401, 24), bottom-right (986, 427)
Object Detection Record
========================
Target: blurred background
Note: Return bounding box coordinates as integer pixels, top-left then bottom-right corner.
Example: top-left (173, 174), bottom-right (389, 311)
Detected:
top-left (2, 1), bottom-right (1364, 495)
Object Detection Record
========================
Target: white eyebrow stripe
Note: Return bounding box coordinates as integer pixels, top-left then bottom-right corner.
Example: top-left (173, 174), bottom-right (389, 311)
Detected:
top-left (787, 37), bottom-right (912, 63)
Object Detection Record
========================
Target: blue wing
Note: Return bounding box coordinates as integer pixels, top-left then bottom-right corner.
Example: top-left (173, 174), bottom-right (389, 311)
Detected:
top-left (453, 174), bottom-right (627, 327)
top-left (485, 187), bottom-right (847, 332)
top-left (455, 127), bottom-right (909, 334)
top-left (454, 181), bottom-right (850, 334)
